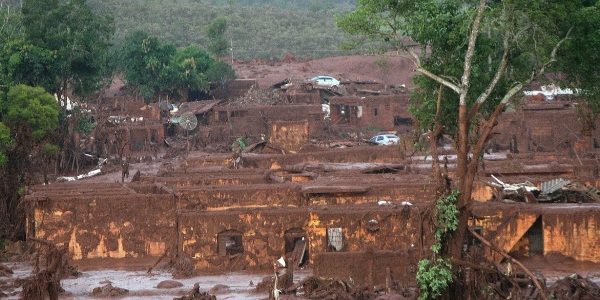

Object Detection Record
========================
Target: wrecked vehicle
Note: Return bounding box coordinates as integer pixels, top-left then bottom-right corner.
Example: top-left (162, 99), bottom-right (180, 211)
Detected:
top-left (369, 134), bottom-right (400, 145)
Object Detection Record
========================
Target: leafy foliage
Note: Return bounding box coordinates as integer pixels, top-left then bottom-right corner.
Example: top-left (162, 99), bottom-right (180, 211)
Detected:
top-left (120, 31), bottom-right (177, 99)
top-left (21, 0), bottom-right (114, 95)
top-left (0, 39), bottom-right (57, 91)
top-left (0, 123), bottom-right (12, 166)
top-left (416, 258), bottom-right (453, 300)
top-left (415, 191), bottom-right (459, 299)
top-left (119, 31), bottom-right (235, 101)
top-left (207, 61), bottom-right (236, 86)
top-left (74, 109), bottom-right (96, 135)
top-left (42, 143), bottom-right (60, 155)
top-left (559, 1), bottom-right (600, 119)
top-left (2, 85), bottom-right (59, 141)
top-left (432, 190), bottom-right (459, 254)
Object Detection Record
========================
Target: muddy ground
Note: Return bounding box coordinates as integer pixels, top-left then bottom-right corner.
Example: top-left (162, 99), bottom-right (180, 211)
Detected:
top-left (234, 54), bottom-right (415, 88)
top-left (0, 261), bottom-right (312, 299)
top-left (2, 256), bottom-right (600, 299)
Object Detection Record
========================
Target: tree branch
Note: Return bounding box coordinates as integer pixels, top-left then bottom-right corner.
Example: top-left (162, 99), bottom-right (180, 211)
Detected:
top-left (459, 0), bottom-right (487, 106)
top-left (498, 27), bottom-right (572, 106)
top-left (468, 227), bottom-right (549, 300)
top-left (499, 83), bottom-right (524, 105)
top-left (475, 24), bottom-right (511, 105)
top-left (416, 67), bottom-right (461, 94)
top-left (537, 26), bottom-right (573, 77)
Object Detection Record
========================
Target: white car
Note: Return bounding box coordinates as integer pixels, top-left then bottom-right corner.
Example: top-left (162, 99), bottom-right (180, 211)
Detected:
top-left (310, 76), bottom-right (340, 87)
top-left (370, 134), bottom-right (400, 145)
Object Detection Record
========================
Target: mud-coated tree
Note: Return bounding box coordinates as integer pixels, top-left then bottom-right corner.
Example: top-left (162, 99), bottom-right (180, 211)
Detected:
top-left (339, 0), bottom-right (600, 298)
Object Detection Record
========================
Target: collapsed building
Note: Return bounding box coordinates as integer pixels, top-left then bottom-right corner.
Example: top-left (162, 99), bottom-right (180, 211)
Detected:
top-left (24, 80), bottom-right (600, 288)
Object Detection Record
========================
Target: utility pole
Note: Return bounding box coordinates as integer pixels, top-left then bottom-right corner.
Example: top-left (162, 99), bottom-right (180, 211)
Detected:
top-left (230, 37), bottom-right (234, 64)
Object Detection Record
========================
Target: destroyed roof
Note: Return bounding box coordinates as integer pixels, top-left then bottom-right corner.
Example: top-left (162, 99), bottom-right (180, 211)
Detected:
top-left (329, 94), bottom-right (404, 104)
top-left (271, 78), bottom-right (291, 89)
top-left (175, 100), bottom-right (221, 117)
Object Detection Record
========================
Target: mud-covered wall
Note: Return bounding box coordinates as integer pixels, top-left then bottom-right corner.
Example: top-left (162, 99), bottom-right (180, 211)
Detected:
top-left (314, 250), bottom-right (418, 286)
top-left (244, 146), bottom-right (407, 169)
top-left (491, 103), bottom-right (600, 153)
top-left (306, 184), bottom-right (437, 205)
top-left (472, 204), bottom-right (600, 263)
top-left (330, 95), bottom-right (408, 131)
top-left (209, 104), bottom-right (324, 141)
top-left (178, 184), bottom-right (302, 210)
top-left (178, 206), bottom-right (422, 271)
top-left (543, 212), bottom-right (600, 263)
top-left (33, 195), bottom-right (177, 261)
top-left (269, 120), bottom-right (309, 153)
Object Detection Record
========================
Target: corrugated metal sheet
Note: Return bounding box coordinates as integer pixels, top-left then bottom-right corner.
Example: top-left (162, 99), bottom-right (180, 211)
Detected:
top-left (540, 178), bottom-right (571, 194)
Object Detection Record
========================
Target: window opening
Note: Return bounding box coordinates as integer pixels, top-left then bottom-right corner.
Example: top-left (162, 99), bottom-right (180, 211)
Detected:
top-left (327, 227), bottom-right (344, 252)
top-left (284, 228), bottom-right (309, 267)
top-left (217, 230), bottom-right (244, 256)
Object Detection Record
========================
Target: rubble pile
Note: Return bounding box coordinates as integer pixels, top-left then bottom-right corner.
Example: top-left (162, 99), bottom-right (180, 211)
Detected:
top-left (174, 283), bottom-right (217, 300)
top-left (229, 85), bottom-right (288, 105)
top-left (550, 273), bottom-right (600, 300)
top-left (284, 276), bottom-right (379, 300)
top-left (489, 176), bottom-right (600, 203)
top-left (0, 264), bottom-right (16, 298)
top-left (91, 283), bottom-right (129, 297)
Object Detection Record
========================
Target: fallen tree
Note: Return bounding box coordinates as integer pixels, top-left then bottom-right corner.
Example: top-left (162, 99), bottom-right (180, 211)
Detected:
top-left (20, 238), bottom-right (78, 300)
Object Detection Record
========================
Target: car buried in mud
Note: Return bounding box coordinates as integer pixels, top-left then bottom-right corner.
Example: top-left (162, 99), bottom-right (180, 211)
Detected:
top-left (369, 134), bottom-right (400, 145)
top-left (310, 75), bottom-right (340, 87)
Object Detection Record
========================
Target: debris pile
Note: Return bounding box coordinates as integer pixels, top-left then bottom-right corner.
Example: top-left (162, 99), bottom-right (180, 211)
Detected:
top-left (538, 179), bottom-right (600, 203)
top-left (0, 264), bottom-right (13, 277)
top-left (166, 255), bottom-right (196, 278)
top-left (279, 276), bottom-right (380, 300)
top-left (550, 273), bottom-right (600, 300)
top-left (174, 283), bottom-right (217, 300)
top-left (489, 176), bottom-right (600, 203)
top-left (91, 283), bottom-right (129, 297)
top-left (156, 280), bottom-right (184, 289)
top-left (20, 238), bottom-right (78, 300)
top-left (230, 85), bottom-right (288, 105)
top-left (0, 264), bottom-right (16, 298)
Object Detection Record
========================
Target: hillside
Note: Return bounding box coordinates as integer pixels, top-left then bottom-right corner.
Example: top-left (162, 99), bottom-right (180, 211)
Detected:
top-left (87, 0), bottom-right (360, 60)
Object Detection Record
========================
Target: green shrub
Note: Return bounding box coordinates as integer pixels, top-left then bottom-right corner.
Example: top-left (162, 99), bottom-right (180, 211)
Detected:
top-left (416, 258), bottom-right (453, 300)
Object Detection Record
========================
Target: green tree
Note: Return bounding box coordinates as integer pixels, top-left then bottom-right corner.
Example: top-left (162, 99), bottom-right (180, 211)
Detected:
top-left (0, 85), bottom-right (59, 239)
top-left (21, 0), bottom-right (114, 97)
top-left (172, 45), bottom-right (213, 93)
top-left (207, 17), bottom-right (229, 57)
top-left (207, 60), bottom-right (236, 88)
top-left (339, 0), bottom-right (599, 298)
top-left (119, 31), bottom-right (235, 101)
top-left (0, 39), bottom-right (57, 92)
top-left (559, 2), bottom-right (600, 135)
top-left (0, 3), bottom-right (23, 45)
top-left (0, 123), bottom-right (12, 166)
top-left (120, 31), bottom-right (177, 100)
top-left (2, 85), bottom-right (59, 140)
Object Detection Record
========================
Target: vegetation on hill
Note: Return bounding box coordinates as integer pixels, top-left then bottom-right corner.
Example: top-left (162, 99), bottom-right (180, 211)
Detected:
top-left (86, 0), bottom-right (359, 59)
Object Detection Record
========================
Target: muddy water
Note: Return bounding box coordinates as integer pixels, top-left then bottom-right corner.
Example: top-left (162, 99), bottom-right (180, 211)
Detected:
top-left (2, 262), bottom-right (311, 299)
